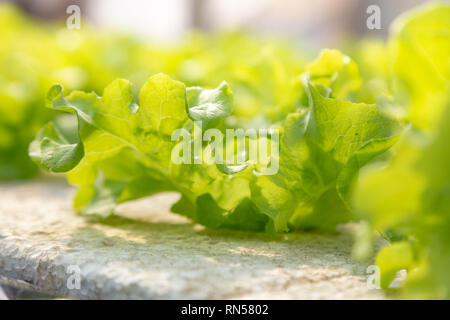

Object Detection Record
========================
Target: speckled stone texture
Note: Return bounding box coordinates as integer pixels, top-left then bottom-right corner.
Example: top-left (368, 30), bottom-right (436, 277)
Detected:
top-left (0, 179), bottom-right (385, 299)
top-left (0, 286), bottom-right (7, 300)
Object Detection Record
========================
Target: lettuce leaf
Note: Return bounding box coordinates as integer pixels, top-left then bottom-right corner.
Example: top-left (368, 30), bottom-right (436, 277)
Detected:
top-left (354, 2), bottom-right (450, 299)
top-left (303, 49), bottom-right (362, 101)
top-left (390, 2), bottom-right (450, 130)
top-left (0, 4), bottom-right (307, 180)
top-left (30, 74), bottom-right (264, 230)
top-left (30, 69), bottom-right (399, 234)
top-left (251, 82), bottom-right (399, 232)
top-left (355, 95), bottom-right (450, 298)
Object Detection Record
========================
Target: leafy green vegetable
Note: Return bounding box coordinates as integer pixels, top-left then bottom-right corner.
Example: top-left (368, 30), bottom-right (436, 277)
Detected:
top-left (186, 81), bottom-right (233, 128)
top-left (389, 3), bottom-right (450, 130)
top-left (30, 65), bottom-right (399, 235)
top-left (251, 82), bottom-right (399, 232)
top-left (354, 2), bottom-right (450, 299)
top-left (0, 4), bottom-right (307, 180)
top-left (355, 95), bottom-right (450, 298)
top-left (0, 4), bottom-right (149, 179)
top-left (30, 74), bottom-right (257, 226)
top-left (4, 0), bottom-right (449, 300)
top-left (303, 49), bottom-right (362, 101)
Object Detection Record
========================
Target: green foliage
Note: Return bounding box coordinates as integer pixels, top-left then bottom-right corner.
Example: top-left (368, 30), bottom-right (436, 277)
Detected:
top-left (354, 2), bottom-right (450, 299)
top-left (389, 3), bottom-right (450, 130)
top-left (0, 4), bottom-right (306, 180)
top-left (251, 83), bottom-right (399, 232)
top-left (186, 81), bottom-right (233, 128)
top-left (303, 49), bottom-right (362, 100)
top-left (31, 60), bottom-right (399, 235)
top-left (2, 0), bottom-right (449, 300)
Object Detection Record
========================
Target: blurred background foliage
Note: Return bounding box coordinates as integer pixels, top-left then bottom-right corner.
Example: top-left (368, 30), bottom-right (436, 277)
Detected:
top-left (0, 0), bottom-right (430, 180)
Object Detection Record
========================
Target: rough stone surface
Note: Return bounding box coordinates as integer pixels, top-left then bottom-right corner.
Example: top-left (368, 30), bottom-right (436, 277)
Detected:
top-left (0, 286), bottom-right (7, 300)
top-left (0, 179), bottom-right (385, 299)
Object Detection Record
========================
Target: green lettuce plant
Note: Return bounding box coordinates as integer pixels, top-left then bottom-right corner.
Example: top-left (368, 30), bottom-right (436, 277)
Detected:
top-left (354, 3), bottom-right (450, 299)
top-left (30, 51), bottom-right (399, 232)
top-left (0, 4), bottom-right (307, 180)
top-left (0, 0), bottom-right (447, 299)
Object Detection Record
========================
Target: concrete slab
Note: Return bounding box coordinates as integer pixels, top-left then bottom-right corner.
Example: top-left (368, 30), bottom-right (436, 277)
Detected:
top-left (0, 180), bottom-right (384, 299)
